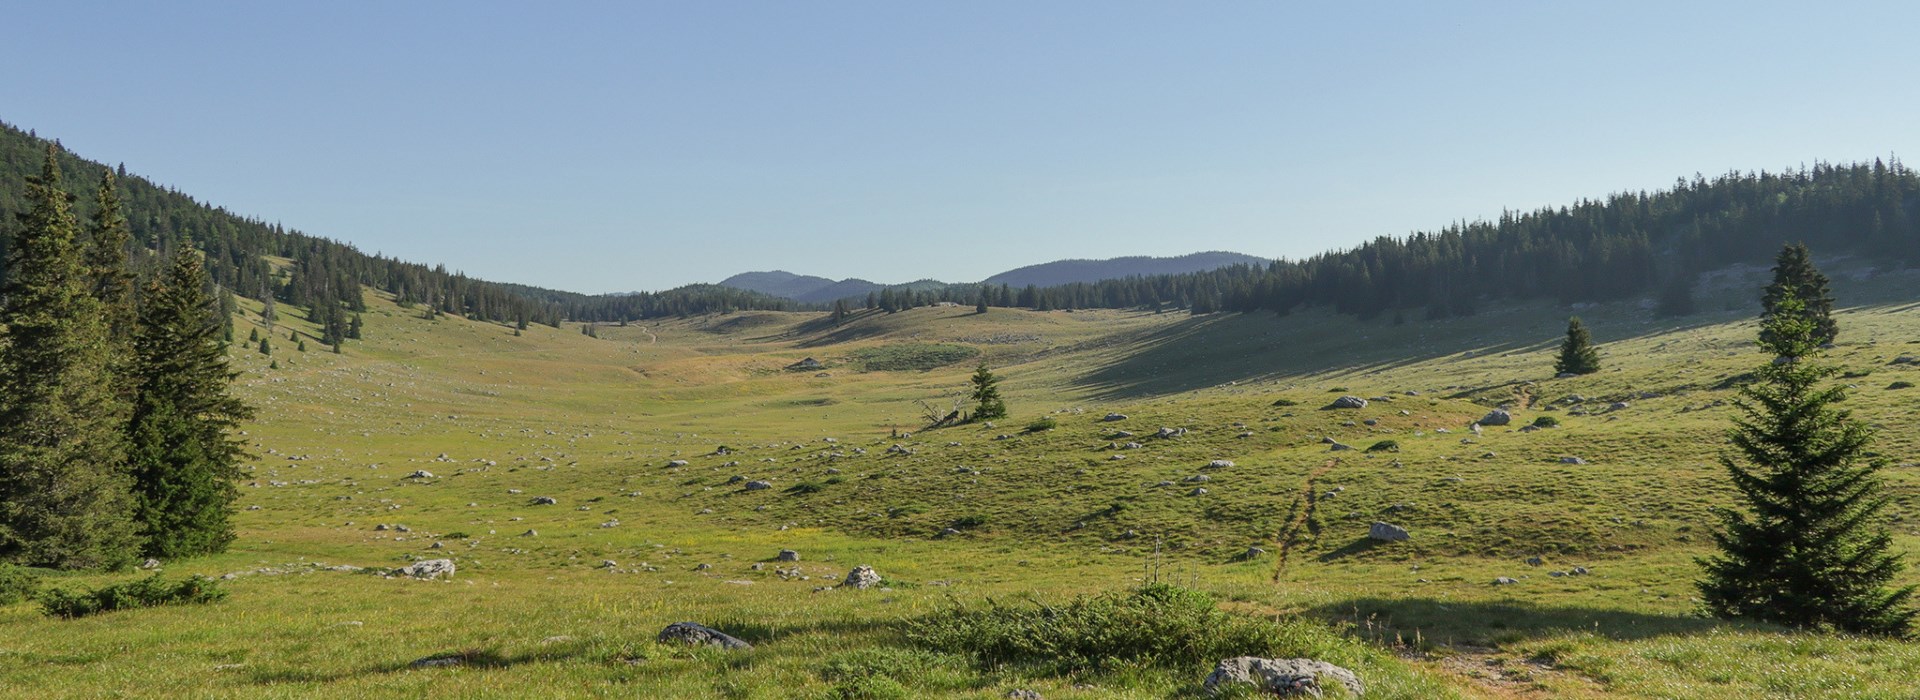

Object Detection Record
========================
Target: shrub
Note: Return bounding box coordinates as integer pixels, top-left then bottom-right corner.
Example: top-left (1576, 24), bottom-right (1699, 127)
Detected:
top-left (1531, 415), bottom-right (1561, 428)
top-left (785, 482), bottom-right (826, 495)
top-left (1365, 440), bottom-right (1400, 453)
top-left (0, 564), bottom-right (40, 605)
top-left (1024, 416), bottom-right (1058, 433)
top-left (950, 514), bottom-right (989, 530)
top-left (39, 574), bottom-right (227, 619)
top-left (907, 583), bottom-right (1310, 675)
top-left (1271, 398), bottom-right (1299, 407)
top-left (1890, 381), bottom-right (1915, 390)
top-left (819, 648), bottom-right (962, 700)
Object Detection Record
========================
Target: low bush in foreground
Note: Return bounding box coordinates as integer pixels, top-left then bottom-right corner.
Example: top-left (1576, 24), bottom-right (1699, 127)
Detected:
top-left (39, 574), bottom-right (227, 619)
top-left (1024, 416), bottom-right (1058, 432)
top-left (906, 583), bottom-right (1306, 675)
top-left (0, 563), bottom-right (40, 605)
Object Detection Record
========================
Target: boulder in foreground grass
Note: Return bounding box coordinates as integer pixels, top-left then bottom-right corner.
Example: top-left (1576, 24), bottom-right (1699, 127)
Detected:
top-left (658, 622), bottom-right (753, 650)
top-left (1203, 656), bottom-right (1364, 697)
top-left (1478, 409), bottom-right (1512, 426)
top-left (1368, 522), bottom-right (1409, 541)
top-left (396, 559), bottom-right (456, 579)
top-left (842, 565), bottom-right (882, 589)
top-left (1324, 396), bottom-right (1367, 410)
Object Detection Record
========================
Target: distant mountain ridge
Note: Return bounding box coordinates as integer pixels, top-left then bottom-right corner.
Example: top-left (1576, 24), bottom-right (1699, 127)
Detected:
top-left (719, 251), bottom-right (1270, 302)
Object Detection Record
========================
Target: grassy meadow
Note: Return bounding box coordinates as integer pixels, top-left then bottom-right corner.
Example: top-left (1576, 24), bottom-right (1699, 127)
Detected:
top-left (2, 262), bottom-right (1919, 698)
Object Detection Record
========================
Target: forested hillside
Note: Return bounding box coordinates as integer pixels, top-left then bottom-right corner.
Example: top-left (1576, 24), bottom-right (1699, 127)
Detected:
top-left (882, 162), bottom-right (1919, 318)
top-left (0, 122), bottom-right (797, 328)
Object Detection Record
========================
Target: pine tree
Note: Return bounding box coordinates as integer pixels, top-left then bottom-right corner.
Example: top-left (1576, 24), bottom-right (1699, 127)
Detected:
top-left (976, 293), bottom-right (989, 314)
top-left (84, 170), bottom-right (136, 341)
top-left (127, 251), bottom-right (253, 558)
top-left (1698, 291), bottom-right (1914, 636)
top-left (258, 337), bottom-right (272, 355)
top-left (348, 314), bottom-right (363, 340)
top-left (968, 362), bottom-right (1007, 422)
top-left (1554, 317), bottom-right (1602, 375)
top-left (831, 299), bottom-right (849, 325)
top-left (0, 148), bottom-right (142, 569)
top-left (1762, 243), bottom-right (1838, 346)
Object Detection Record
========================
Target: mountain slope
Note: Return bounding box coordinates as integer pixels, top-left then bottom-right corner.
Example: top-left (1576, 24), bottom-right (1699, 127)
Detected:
top-left (982, 251), bottom-right (1270, 288)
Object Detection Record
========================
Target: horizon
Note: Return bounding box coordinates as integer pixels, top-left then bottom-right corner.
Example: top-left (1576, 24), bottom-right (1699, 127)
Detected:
top-left (5, 3), bottom-right (1918, 295)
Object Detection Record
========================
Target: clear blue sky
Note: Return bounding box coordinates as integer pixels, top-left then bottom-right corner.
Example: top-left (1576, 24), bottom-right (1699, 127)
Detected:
top-left (5, 2), bottom-right (1916, 294)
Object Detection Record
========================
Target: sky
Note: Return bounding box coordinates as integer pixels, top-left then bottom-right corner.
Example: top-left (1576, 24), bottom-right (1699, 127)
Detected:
top-left (4, 2), bottom-right (1918, 294)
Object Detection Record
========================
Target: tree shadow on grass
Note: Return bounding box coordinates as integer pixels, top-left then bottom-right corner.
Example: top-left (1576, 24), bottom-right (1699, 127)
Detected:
top-left (1306, 597), bottom-right (1763, 647)
top-left (245, 642), bottom-right (602, 686)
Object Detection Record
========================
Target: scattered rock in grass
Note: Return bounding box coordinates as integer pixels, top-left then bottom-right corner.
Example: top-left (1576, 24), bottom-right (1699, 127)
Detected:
top-left (410, 655), bottom-right (464, 669)
top-left (140, 558), bottom-right (161, 570)
top-left (745, 480), bottom-right (773, 491)
top-left (657, 622), bottom-right (752, 650)
top-left (1571, 566), bottom-right (1590, 576)
top-left (938, 527), bottom-right (963, 538)
top-left (1102, 413), bottom-right (1128, 422)
top-left (1242, 547), bottom-right (1267, 560)
top-left (1526, 556), bottom-right (1544, 566)
top-left (530, 496), bottom-right (557, 505)
top-left (1560, 456), bottom-right (1588, 465)
top-left (1328, 442), bottom-right (1353, 452)
top-left (776, 549), bottom-right (800, 562)
top-left (1156, 427), bottom-right (1188, 439)
top-left (1478, 409), bottom-right (1512, 426)
top-left (1325, 396), bottom-right (1368, 410)
top-left (396, 559), bottom-right (456, 580)
top-left (841, 565), bottom-right (882, 589)
top-left (520, 529), bottom-right (538, 537)
top-left (1184, 474), bottom-right (1212, 483)
top-left (1206, 459), bottom-right (1235, 469)
top-left (1494, 577), bottom-right (1519, 585)
top-left (1203, 657), bottom-right (1364, 697)
top-left (1368, 522), bottom-right (1410, 541)
top-left (1609, 402), bottom-right (1631, 411)
top-left (406, 470), bottom-right (435, 479)
top-left (1188, 487), bottom-right (1210, 496)
top-left (1005, 690), bottom-right (1043, 700)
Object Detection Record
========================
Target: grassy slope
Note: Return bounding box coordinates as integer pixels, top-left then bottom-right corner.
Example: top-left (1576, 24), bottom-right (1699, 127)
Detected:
top-left (1, 265), bottom-right (1917, 698)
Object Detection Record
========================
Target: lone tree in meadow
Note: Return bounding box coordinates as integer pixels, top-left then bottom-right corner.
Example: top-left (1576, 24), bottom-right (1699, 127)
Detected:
top-left (1762, 243), bottom-right (1838, 346)
top-left (128, 250), bottom-right (254, 557)
top-left (968, 362), bottom-right (1007, 422)
top-left (1697, 290), bottom-right (1915, 636)
top-left (0, 148), bottom-right (143, 570)
top-left (1554, 316), bottom-right (1601, 375)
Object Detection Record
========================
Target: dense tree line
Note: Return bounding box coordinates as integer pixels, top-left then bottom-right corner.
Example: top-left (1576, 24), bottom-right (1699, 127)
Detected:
top-left (837, 161), bottom-right (1918, 320)
top-left (0, 148), bottom-right (247, 569)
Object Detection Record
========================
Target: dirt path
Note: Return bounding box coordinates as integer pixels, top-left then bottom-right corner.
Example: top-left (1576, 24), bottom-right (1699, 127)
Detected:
top-left (1271, 458), bottom-right (1338, 581)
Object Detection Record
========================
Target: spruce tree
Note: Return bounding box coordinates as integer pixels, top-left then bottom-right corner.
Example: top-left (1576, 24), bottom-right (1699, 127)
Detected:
top-left (1698, 291), bottom-right (1915, 636)
top-left (128, 251), bottom-right (252, 557)
top-left (84, 170), bottom-right (136, 341)
top-left (968, 362), bottom-right (1007, 422)
top-left (1554, 317), bottom-right (1602, 375)
top-left (0, 148), bottom-right (142, 569)
top-left (1762, 243), bottom-right (1838, 346)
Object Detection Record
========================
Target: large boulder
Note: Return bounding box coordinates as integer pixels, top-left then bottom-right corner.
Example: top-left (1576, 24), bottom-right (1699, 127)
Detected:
top-left (1325, 396), bottom-right (1368, 410)
top-left (841, 565), bottom-right (882, 589)
top-left (657, 622), bottom-right (753, 650)
top-left (396, 559), bottom-right (456, 579)
top-left (744, 480), bottom-right (773, 491)
top-left (1102, 413), bottom-right (1128, 422)
top-left (1203, 657), bottom-right (1364, 697)
top-left (776, 549), bottom-right (801, 562)
top-left (1478, 409), bottom-right (1512, 426)
top-left (1368, 522), bottom-right (1410, 541)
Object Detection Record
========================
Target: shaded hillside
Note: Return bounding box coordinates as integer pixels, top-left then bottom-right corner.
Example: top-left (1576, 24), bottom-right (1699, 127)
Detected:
top-left (982, 251), bottom-right (1270, 288)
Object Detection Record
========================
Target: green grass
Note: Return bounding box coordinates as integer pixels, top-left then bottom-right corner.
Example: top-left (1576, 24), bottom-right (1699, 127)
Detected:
top-left (0, 262), bottom-right (1917, 697)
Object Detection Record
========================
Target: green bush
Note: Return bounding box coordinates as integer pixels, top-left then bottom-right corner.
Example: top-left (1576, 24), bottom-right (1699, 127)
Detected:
top-left (1365, 440), bottom-right (1400, 453)
top-left (1024, 416), bottom-right (1058, 432)
top-left (950, 514), bottom-right (989, 530)
top-left (1531, 415), bottom-right (1561, 428)
top-left (907, 583), bottom-right (1308, 675)
top-left (0, 564), bottom-right (40, 605)
top-left (38, 574), bottom-right (227, 619)
top-left (1271, 398), bottom-right (1299, 407)
top-left (785, 482), bottom-right (826, 495)
top-left (1890, 381), bottom-right (1915, 390)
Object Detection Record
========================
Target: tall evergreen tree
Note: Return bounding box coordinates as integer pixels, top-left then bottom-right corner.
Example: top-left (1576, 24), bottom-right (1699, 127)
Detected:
top-left (1762, 243), bottom-right (1838, 346)
top-left (1554, 317), bottom-right (1602, 375)
top-left (831, 298), bottom-right (849, 325)
top-left (0, 148), bottom-right (142, 569)
top-left (84, 170), bottom-right (135, 340)
top-left (967, 362), bottom-right (1007, 422)
top-left (1698, 291), bottom-right (1914, 635)
top-left (127, 250), bottom-right (253, 558)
